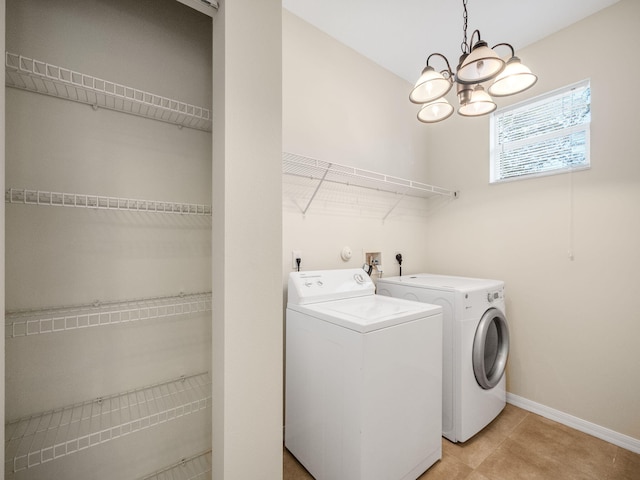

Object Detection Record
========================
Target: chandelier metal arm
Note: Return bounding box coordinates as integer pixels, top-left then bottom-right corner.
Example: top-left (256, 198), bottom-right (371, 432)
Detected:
top-left (469, 29), bottom-right (482, 49)
top-left (491, 42), bottom-right (516, 58)
top-left (426, 53), bottom-right (454, 77)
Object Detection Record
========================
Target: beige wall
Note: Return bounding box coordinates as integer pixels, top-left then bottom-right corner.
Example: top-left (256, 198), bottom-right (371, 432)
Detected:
top-left (213, 1), bottom-right (283, 478)
top-left (424, 0), bottom-right (640, 440)
top-left (282, 0), bottom-right (640, 444)
top-left (282, 10), bottom-right (445, 284)
top-left (283, 11), bottom-right (430, 178)
top-left (0, 0), bottom-right (5, 469)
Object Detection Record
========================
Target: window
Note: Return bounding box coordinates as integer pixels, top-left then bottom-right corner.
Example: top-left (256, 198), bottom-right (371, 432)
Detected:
top-left (490, 79), bottom-right (591, 183)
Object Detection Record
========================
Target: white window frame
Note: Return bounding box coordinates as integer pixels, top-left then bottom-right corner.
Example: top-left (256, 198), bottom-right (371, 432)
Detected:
top-left (490, 79), bottom-right (591, 183)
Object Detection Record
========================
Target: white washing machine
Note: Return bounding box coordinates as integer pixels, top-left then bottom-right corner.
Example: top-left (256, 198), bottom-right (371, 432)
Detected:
top-left (285, 269), bottom-right (443, 480)
top-left (377, 274), bottom-right (509, 443)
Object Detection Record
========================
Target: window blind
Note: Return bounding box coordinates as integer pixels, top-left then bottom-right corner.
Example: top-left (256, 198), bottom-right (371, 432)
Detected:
top-left (490, 80), bottom-right (591, 182)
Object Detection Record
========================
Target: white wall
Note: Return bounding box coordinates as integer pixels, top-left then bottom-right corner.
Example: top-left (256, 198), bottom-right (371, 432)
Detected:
top-left (424, 0), bottom-right (640, 440)
top-left (282, 10), bottom-right (445, 285)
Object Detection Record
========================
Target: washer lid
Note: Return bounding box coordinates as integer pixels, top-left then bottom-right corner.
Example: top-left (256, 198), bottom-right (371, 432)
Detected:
top-left (378, 273), bottom-right (503, 293)
top-left (288, 294), bottom-right (442, 333)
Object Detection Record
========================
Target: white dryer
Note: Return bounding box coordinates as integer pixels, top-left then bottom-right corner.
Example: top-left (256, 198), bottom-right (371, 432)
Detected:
top-left (377, 274), bottom-right (509, 443)
top-left (286, 269), bottom-right (443, 480)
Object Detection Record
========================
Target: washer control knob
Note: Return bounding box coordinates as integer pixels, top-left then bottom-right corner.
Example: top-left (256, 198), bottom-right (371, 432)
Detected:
top-left (304, 281), bottom-right (313, 287)
top-left (354, 273), bottom-right (365, 284)
top-left (316, 280), bottom-right (323, 286)
top-left (487, 293), bottom-right (494, 302)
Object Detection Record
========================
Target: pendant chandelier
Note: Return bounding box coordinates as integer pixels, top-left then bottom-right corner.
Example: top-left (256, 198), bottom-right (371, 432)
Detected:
top-left (410, 0), bottom-right (537, 123)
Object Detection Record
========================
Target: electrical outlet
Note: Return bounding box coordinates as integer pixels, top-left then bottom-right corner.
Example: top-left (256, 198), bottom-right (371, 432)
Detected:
top-left (292, 250), bottom-right (302, 269)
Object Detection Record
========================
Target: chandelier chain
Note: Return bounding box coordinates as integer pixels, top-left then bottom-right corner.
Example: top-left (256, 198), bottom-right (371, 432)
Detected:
top-left (461, 0), bottom-right (469, 54)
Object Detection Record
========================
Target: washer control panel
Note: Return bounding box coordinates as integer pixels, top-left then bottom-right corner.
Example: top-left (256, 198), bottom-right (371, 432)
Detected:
top-left (288, 269), bottom-right (375, 305)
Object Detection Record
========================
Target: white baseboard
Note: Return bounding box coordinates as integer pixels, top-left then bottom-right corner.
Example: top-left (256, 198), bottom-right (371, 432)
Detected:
top-left (506, 393), bottom-right (640, 454)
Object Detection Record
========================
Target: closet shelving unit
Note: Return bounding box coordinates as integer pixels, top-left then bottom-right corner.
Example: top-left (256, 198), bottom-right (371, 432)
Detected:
top-left (5, 17), bottom-right (213, 475)
top-left (282, 151), bottom-right (457, 218)
top-left (5, 52), bottom-right (213, 132)
top-left (5, 292), bottom-right (212, 338)
top-left (5, 373), bottom-right (212, 475)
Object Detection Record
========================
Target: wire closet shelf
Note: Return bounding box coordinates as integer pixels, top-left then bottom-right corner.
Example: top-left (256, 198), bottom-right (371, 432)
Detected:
top-left (5, 188), bottom-right (212, 216)
top-left (283, 152), bottom-right (457, 217)
top-left (5, 52), bottom-right (212, 132)
top-left (4, 373), bottom-right (212, 475)
top-left (5, 292), bottom-right (212, 338)
top-left (139, 449), bottom-right (212, 480)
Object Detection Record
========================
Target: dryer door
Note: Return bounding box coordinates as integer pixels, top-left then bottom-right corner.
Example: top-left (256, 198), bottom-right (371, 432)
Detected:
top-left (472, 308), bottom-right (510, 390)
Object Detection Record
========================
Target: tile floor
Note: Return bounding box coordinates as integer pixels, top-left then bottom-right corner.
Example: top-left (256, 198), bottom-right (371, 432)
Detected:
top-left (283, 404), bottom-right (640, 480)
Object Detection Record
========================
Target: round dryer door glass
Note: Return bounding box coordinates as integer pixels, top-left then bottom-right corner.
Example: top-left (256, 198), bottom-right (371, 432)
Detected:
top-left (472, 308), bottom-right (510, 390)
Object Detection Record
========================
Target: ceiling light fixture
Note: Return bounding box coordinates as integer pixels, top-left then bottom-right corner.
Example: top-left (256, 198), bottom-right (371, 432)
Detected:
top-left (410, 0), bottom-right (537, 123)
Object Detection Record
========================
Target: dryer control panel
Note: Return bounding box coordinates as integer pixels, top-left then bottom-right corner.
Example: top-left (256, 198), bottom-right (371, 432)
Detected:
top-left (463, 286), bottom-right (506, 319)
top-left (487, 289), bottom-right (503, 303)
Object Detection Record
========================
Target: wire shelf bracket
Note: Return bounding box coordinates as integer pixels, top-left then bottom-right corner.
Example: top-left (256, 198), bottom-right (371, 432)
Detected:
top-left (5, 188), bottom-right (212, 216)
top-left (5, 52), bottom-right (212, 132)
top-left (282, 152), bottom-right (458, 218)
top-left (4, 373), bottom-right (212, 475)
top-left (5, 292), bottom-right (212, 338)
top-left (301, 162), bottom-right (332, 216)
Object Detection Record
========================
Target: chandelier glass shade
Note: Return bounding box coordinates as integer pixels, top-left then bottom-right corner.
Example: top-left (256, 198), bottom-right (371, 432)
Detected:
top-left (458, 85), bottom-right (496, 116)
top-left (488, 55), bottom-right (538, 97)
top-left (418, 98), bottom-right (455, 123)
top-left (411, 0), bottom-right (537, 123)
top-left (457, 41), bottom-right (505, 84)
top-left (409, 65), bottom-right (453, 104)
